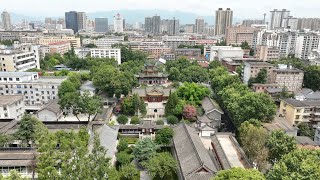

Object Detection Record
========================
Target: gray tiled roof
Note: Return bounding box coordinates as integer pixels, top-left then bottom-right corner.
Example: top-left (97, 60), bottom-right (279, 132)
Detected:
top-left (283, 98), bottom-right (320, 107)
top-left (95, 125), bottom-right (119, 159)
top-left (0, 151), bottom-right (36, 167)
top-left (295, 136), bottom-right (318, 146)
top-left (132, 86), bottom-right (176, 97)
top-left (202, 97), bottom-right (223, 114)
top-left (38, 100), bottom-right (61, 115)
top-left (173, 123), bottom-right (217, 180)
top-left (0, 95), bottom-right (23, 106)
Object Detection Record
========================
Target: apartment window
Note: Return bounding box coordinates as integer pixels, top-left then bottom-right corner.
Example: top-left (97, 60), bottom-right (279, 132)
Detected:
top-left (4, 78), bottom-right (7, 81)
top-left (295, 115), bottom-right (300, 119)
top-left (16, 78), bottom-right (20, 81)
top-left (297, 109), bottom-right (301, 113)
top-left (47, 91), bottom-right (50, 94)
top-left (52, 86), bottom-right (55, 89)
top-left (2, 64), bottom-right (5, 67)
top-left (4, 113), bottom-right (8, 118)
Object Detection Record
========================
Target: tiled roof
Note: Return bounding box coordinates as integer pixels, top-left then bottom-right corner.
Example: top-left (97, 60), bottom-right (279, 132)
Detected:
top-left (173, 123), bottom-right (217, 180)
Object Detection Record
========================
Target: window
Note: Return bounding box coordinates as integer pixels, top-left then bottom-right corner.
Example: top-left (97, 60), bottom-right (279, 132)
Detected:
top-left (297, 109), bottom-right (301, 113)
top-left (16, 78), bottom-right (20, 81)
top-left (9, 78), bottom-right (12, 81)
top-left (295, 115), bottom-right (300, 119)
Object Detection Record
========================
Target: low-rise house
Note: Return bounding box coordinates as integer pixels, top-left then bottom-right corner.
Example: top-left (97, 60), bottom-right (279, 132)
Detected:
top-left (0, 95), bottom-right (24, 120)
top-left (295, 136), bottom-right (319, 149)
top-left (243, 61), bottom-right (274, 84)
top-left (173, 123), bottom-right (218, 180)
top-left (0, 149), bottom-right (37, 178)
top-left (263, 117), bottom-right (298, 136)
top-left (196, 97), bottom-right (224, 137)
top-left (271, 66), bottom-right (304, 92)
top-left (36, 100), bottom-right (63, 121)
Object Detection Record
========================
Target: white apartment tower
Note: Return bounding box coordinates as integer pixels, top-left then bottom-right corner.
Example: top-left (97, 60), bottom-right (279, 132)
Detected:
top-left (215, 8), bottom-right (233, 35)
top-left (295, 32), bottom-right (320, 59)
top-left (113, 13), bottom-right (124, 33)
top-left (77, 12), bottom-right (87, 31)
top-left (1, 11), bottom-right (12, 30)
top-left (269, 9), bottom-right (290, 30)
top-left (195, 17), bottom-right (205, 34)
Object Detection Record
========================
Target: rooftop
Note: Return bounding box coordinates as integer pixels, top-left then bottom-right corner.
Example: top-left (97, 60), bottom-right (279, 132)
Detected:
top-left (48, 41), bottom-right (70, 46)
top-left (282, 98), bottom-right (320, 107)
top-left (245, 61), bottom-right (274, 67)
top-left (38, 100), bottom-right (61, 115)
top-left (0, 95), bottom-right (23, 107)
top-left (0, 72), bottom-right (38, 78)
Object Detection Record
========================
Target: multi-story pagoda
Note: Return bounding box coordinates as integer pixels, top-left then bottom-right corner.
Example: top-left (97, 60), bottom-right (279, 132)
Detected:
top-left (136, 64), bottom-right (168, 85)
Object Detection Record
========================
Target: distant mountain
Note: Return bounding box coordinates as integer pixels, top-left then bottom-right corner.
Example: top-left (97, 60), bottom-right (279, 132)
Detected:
top-left (9, 9), bottom-right (242, 25)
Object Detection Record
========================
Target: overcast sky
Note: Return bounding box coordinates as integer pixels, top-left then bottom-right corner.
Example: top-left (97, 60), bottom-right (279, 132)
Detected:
top-left (1, 0), bottom-right (320, 18)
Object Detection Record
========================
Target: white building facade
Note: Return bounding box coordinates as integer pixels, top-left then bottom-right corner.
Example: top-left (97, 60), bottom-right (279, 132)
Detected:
top-left (90, 48), bottom-right (121, 64)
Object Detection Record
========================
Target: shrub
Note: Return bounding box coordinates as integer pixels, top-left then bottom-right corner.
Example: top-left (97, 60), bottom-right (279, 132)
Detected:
top-left (117, 114), bottom-right (129, 124)
top-left (156, 119), bottom-right (164, 125)
top-left (166, 115), bottom-right (179, 125)
top-left (131, 116), bottom-right (141, 125)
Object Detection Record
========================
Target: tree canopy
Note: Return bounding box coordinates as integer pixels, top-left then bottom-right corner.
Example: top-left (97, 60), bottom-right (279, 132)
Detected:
top-left (133, 138), bottom-right (157, 165)
top-left (155, 127), bottom-right (174, 145)
top-left (145, 152), bottom-right (177, 180)
top-left (213, 167), bottom-right (265, 180)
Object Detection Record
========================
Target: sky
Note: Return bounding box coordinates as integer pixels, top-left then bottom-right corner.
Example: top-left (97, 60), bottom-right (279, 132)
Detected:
top-left (1, 0), bottom-right (320, 19)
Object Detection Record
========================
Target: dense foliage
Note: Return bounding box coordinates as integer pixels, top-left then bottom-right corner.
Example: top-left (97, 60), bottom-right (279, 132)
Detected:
top-left (211, 67), bottom-right (276, 127)
top-left (303, 65), bottom-right (320, 91)
top-left (133, 138), bottom-right (157, 165)
top-left (155, 127), bottom-right (174, 145)
top-left (144, 152), bottom-right (177, 180)
top-left (117, 115), bottom-right (129, 124)
top-left (266, 149), bottom-right (320, 180)
top-left (213, 167), bottom-right (265, 180)
top-left (120, 94), bottom-right (147, 116)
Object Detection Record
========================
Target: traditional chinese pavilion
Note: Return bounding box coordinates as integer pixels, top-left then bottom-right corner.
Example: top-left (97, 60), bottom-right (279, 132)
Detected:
top-left (136, 64), bottom-right (168, 85)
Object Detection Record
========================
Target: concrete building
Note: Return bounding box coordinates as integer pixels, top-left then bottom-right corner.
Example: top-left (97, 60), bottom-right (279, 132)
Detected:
top-left (95, 18), bottom-right (108, 33)
top-left (77, 12), bottom-right (87, 31)
top-left (152, 15), bottom-right (161, 35)
top-left (144, 17), bottom-right (153, 33)
top-left (226, 26), bottom-right (256, 46)
top-left (39, 36), bottom-right (81, 48)
top-left (271, 65), bottom-right (304, 92)
top-left (282, 16), bottom-right (298, 30)
top-left (280, 98), bottom-right (320, 125)
top-left (184, 24), bottom-right (195, 33)
top-left (1, 11), bottom-right (12, 30)
top-left (209, 46), bottom-right (244, 61)
top-left (113, 13), bottom-right (124, 33)
top-left (308, 49), bottom-right (320, 65)
top-left (175, 48), bottom-right (201, 59)
top-left (90, 48), bottom-right (121, 64)
top-left (0, 95), bottom-right (24, 120)
top-left (145, 47), bottom-right (172, 59)
top-left (0, 44), bottom-right (40, 72)
top-left (46, 41), bottom-right (71, 56)
top-left (295, 32), bottom-right (320, 59)
top-left (167, 18), bottom-right (180, 36)
top-left (195, 17), bottom-right (205, 34)
top-left (0, 72), bottom-right (67, 111)
top-left (162, 36), bottom-right (196, 49)
top-left (83, 37), bottom-right (122, 48)
top-left (269, 9), bottom-right (290, 30)
top-left (135, 65), bottom-right (168, 85)
top-left (243, 61), bottom-right (274, 84)
top-left (242, 19), bottom-right (265, 27)
top-left (65, 11), bottom-right (78, 33)
top-left (215, 8), bottom-right (233, 35)
top-left (256, 45), bottom-right (280, 61)
top-left (297, 18), bottom-right (320, 31)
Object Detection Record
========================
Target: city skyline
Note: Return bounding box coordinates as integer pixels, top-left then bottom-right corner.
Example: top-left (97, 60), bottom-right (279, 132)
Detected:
top-left (1, 0), bottom-right (320, 19)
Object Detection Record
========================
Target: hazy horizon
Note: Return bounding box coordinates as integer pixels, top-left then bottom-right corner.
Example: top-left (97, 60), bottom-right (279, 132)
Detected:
top-left (1, 0), bottom-right (320, 19)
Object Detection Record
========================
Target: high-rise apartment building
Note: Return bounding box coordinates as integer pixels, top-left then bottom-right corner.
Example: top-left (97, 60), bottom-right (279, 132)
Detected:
top-left (152, 15), bottom-right (161, 35)
top-left (1, 11), bottom-right (12, 30)
top-left (77, 12), bottom-right (87, 31)
top-left (167, 18), bottom-right (180, 36)
top-left (269, 9), bottom-right (290, 30)
top-left (65, 11), bottom-right (79, 33)
top-left (297, 18), bottom-right (320, 31)
top-left (295, 32), bottom-right (320, 59)
top-left (145, 17), bottom-right (153, 33)
top-left (195, 17), bottom-right (205, 34)
top-left (113, 13), bottom-right (124, 33)
top-left (242, 19), bottom-right (265, 27)
top-left (95, 18), bottom-right (108, 33)
top-left (282, 16), bottom-right (298, 30)
top-left (215, 8), bottom-right (233, 35)
top-left (184, 24), bottom-right (195, 33)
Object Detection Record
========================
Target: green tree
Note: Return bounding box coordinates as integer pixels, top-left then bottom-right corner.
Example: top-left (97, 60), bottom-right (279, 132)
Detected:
top-left (266, 149), bottom-right (320, 180)
top-left (119, 164), bottom-right (139, 180)
top-left (145, 152), bottom-right (177, 180)
top-left (166, 115), bottom-right (179, 125)
top-left (304, 65), bottom-right (320, 91)
top-left (117, 115), bottom-right (129, 124)
top-left (297, 122), bottom-right (315, 138)
top-left (133, 138), bottom-right (157, 164)
top-left (181, 65), bottom-right (209, 83)
top-left (176, 82), bottom-right (210, 105)
top-left (2, 170), bottom-right (28, 180)
top-left (156, 119), bottom-right (164, 125)
top-left (117, 139), bottom-right (129, 152)
top-left (116, 151), bottom-right (134, 166)
top-left (130, 116), bottom-right (141, 125)
top-left (168, 67), bottom-right (181, 81)
top-left (155, 127), bottom-right (174, 145)
top-left (239, 121), bottom-right (269, 171)
top-left (208, 60), bottom-right (223, 69)
top-left (165, 92), bottom-right (179, 116)
top-left (16, 114), bottom-right (48, 146)
top-left (213, 167), bottom-right (265, 180)
top-left (84, 43), bottom-right (98, 48)
top-left (58, 80), bottom-right (77, 98)
top-left (267, 130), bottom-right (297, 164)
top-left (240, 41), bottom-right (251, 49)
